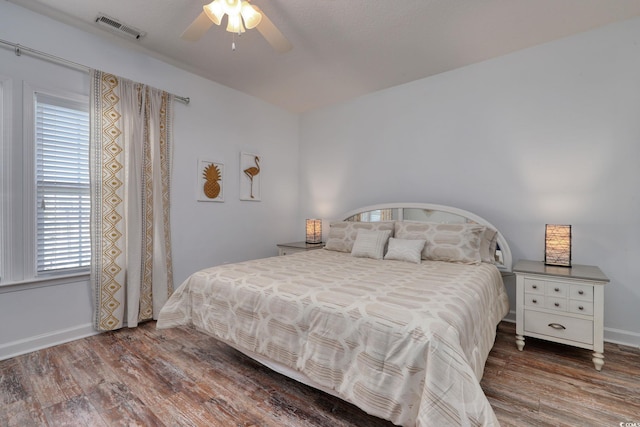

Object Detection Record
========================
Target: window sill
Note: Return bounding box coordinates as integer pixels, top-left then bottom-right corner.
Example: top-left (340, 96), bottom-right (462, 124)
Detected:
top-left (0, 272), bottom-right (90, 294)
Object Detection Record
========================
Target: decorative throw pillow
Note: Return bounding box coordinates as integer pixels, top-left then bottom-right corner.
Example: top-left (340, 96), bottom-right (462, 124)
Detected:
top-left (394, 221), bottom-right (485, 264)
top-left (324, 221), bottom-right (395, 253)
top-left (384, 238), bottom-right (426, 264)
top-left (350, 229), bottom-right (392, 260)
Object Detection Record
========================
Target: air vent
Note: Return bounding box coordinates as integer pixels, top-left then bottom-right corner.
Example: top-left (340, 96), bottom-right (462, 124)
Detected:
top-left (95, 13), bottom-right (146, 40)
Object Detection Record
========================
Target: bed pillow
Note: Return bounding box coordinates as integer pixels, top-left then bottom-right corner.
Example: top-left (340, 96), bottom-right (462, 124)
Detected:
top-left (324, 221), bottom-right (395, 253)
top-left (480, 227), bottom-right (498, 264)
top-left (394, 221), bottom-right (485, 264)
top-left (393, 221), bottom-right (434, 260)
top-left (350, 229), bottom-right (392, 260)
top-left (383, 238), bottom-right (426, 264)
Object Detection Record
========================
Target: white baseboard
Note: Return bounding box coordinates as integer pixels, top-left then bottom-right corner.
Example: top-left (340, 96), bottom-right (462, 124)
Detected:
top-left (502, 309), bottom-right (640, 348)
top-left (503, 310), bottom-right (516, 323)
top-left (0, 323), bottom-right (100, 361)
top-left (603, 327), bottom-right (640, 348)
top-left (2, 312), bottom-right (637, 362)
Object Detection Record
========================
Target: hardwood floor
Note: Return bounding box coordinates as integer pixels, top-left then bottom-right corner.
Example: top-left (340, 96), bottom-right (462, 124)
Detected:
top-left (483, 323), bottom-right (640, 426)
top-left (1, 321), bottom-right (638, 426)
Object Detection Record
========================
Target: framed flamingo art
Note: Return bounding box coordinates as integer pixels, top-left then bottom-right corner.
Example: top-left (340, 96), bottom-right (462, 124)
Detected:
top-left (240, 152), bottom-right (261, 201)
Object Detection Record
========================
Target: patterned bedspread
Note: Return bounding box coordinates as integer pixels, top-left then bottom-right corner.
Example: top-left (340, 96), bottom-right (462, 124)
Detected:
top-left (157, 249), bottom-right (509, 426)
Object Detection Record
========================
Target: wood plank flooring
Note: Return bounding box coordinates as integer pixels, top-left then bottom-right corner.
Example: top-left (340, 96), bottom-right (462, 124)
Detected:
top-left (1, 321), bottom-right (639, 426)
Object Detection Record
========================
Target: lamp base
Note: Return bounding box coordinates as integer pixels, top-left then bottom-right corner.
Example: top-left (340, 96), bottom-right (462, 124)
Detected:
top-left (544, 262), bottom-right (572, 268)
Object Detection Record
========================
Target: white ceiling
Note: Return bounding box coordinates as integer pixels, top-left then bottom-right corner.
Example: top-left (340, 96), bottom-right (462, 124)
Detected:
top-left (8, 0), bottom-right (640, 113)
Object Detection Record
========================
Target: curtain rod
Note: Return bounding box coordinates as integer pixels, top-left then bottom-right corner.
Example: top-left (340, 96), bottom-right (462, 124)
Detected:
top-left (0, 38), bottom-right (190, 105)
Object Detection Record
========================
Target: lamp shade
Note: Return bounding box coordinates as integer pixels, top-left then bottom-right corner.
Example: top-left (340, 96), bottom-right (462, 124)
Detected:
top-left (241, 1), bottom-right (262, 29)
top-left (306, 219), bottom-right (322, 244)
top-left (545, 224), bottom-right (571, 267)
top-left (226, 12), bottom-right (245, 33)
top-left (203, 0), bottom-right (224, 25)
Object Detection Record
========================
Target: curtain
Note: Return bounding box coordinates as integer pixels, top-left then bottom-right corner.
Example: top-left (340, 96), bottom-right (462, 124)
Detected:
top-left (90, 70), bottom-right (174, 331)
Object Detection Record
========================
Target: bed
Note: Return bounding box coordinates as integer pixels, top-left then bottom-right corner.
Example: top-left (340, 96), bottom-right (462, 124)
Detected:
top-left (157, 203), bottom-right (511, 426)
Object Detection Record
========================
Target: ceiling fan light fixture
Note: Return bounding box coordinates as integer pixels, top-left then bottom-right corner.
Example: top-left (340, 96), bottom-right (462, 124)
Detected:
top-left (226, 13), bottom-right (245, 34)
top-left (221, 0), bottom-right (242, 15)
top-left (203, 1), bottom-right (224, 26)
top-left (194, 0), bottom-right (283, 49)
top-left (241, 2), bottom-right (262, 29)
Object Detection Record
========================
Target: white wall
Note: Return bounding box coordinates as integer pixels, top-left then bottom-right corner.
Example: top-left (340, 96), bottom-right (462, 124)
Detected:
top-left (299, 18), bottom-right (640, 346)
top-left (2, 1), bottom-right (639, 359)
top-left (0, 1), bottom-right (299, 359)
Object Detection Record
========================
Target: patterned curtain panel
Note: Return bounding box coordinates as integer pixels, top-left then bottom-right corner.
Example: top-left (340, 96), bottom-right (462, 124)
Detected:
top-left (90, 70), bottom-right (174, 331)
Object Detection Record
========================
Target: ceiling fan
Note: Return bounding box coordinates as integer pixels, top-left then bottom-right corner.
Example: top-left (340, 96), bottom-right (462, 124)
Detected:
top-left (182, 0), bottom-right (292, 53)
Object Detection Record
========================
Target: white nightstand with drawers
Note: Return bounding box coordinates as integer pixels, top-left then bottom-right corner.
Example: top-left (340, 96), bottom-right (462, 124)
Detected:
top-left (276, 241), bottom-right (324, 256)
top-left (514, 260), bottom-right (609, 371)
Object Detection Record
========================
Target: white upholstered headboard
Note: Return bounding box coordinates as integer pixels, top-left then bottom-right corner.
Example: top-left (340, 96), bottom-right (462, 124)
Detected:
top-left (337, 202), bottom-right (512, 272)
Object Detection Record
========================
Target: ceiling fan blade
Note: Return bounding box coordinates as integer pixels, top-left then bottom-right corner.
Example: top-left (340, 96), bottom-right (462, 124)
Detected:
top-left (181, 11), bottom-right (214, 41)
top-left (253, 6), bottom-right (292, 53)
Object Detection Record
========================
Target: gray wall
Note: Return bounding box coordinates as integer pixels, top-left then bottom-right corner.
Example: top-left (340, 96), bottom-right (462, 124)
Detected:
top-left (2, 2), bottom-right (638, 360)
top-left (299, 17), bottom-right (640, 346)
top-left (0, 1), bottom-right (299, 359)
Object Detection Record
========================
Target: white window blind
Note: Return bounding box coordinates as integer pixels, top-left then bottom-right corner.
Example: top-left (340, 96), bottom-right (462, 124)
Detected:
top-left (35, 93), bottom-right (90, 273)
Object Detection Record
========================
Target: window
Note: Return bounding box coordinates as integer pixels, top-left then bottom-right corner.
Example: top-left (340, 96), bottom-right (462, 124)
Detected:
top-left (1, 59), bottom-right (89, 286)
top-left (35, 93), bottom-right (90, 273)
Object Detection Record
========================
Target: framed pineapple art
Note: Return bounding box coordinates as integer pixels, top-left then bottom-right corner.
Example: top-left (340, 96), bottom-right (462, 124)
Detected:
top-left (197, 158), bottom-right (224, 202)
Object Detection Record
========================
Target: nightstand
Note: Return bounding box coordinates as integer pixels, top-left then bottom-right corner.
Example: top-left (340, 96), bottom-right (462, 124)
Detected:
top-left (277, 241), bottom-right (324, 256)
top-left (514, 260), bottom-right (609, 371)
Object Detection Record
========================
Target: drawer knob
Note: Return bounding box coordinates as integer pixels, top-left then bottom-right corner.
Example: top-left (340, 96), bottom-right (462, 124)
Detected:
top-left (548, 323), bottom-right (566, 330)
top-left (532, 285), bottom-right (537, 289)
top-left (554, 302), bottom-right (560, 307)
top-left (554, 287), bottom-right (560, 292)
top-left (579, 306), bottom-right (584, 310)
top-left (578, 290), bottom-right (584, 295)
top-left (532, 299), bottom-right (537, 304)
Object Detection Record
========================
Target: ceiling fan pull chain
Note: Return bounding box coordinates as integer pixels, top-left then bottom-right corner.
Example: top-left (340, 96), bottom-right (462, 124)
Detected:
top-left (231, 30), bottom-right (238, 51)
